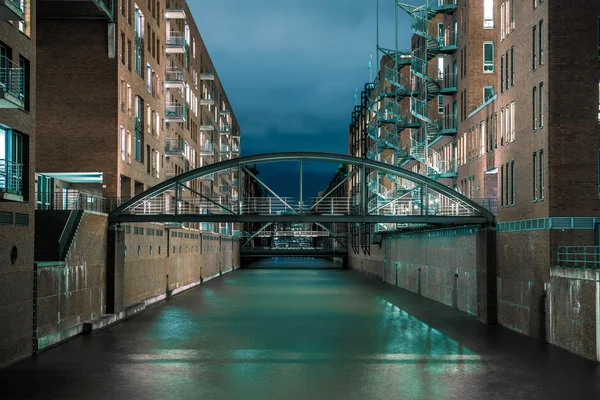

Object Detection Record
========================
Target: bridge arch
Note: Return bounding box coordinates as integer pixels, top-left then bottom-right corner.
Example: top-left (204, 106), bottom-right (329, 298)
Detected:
top-left (109, 152), bottom-right (495, 227)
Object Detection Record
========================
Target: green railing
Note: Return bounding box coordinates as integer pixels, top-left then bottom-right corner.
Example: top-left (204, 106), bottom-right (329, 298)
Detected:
top-left (166, 67), bottom-right (185, 83)
top-left (220, 144), bottom-right (230, 154)
top-left (166, 35), bottom-right (185, 47)
top-left (556, 246), bottom-right (600, 269)
top-left (166, 102), bottom-right (186, 119)
top-left (0, 159), bottom-right (22, 195)
top-left (166, 137), bottom-right (185, 154)
top-left (0, 56), bottom-right (24, 101)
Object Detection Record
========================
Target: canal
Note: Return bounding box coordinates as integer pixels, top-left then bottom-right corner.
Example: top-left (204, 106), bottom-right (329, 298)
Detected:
top-left (1, 263), bottom-right (599, 399)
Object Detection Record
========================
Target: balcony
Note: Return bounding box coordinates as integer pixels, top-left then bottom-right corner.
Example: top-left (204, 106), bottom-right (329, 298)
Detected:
top-left (200, 72), bottom-right (215, 81)
top-left (165, 8), bottom-right (186, 19)
top-left (219, 123), bottom-right (230, 134)
top-left (0, 159), bottom-right (23, 201)
top-left (232, 144), bottom-right (240, 154)
top-left (219, 144), bottom-right (230, 154)
top-left (200, 124), bottom-right (214, 131)
top-left (165, 67), bottom-right (185, 89)
top-left (166, 34), bottom-right (186, 54)
top-left (0, 0), bottom-right (24, 21)
top-left (219, 108), bottom-right (230, 116)
top-left (166, 102), bottom-right (187, 123)
top-left (199, 173), bottom-right (214, 182)
top-left (199, 141), bottom-right (214, 156)
top-left (0, 56), bottom-right (24, 109)
top-left (200, 95), bottom-right (215, 106)
top-left (165, 137), bottom-right (185, 157)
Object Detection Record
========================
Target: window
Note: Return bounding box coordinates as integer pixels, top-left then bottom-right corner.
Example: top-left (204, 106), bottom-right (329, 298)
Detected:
top-left (484, 86), bottom-right (494, 102)
top-left (18, 0), bottom-right (30, 36)
top-left (511, 161), bottom-right (515, 205)
top-left (484, 0), bottom-right (494, 28)
top-left (438, 95), bottom-right (444, 114)
top-left (598, 81), bottom-right (600, 124)
top-left (146, 64), bottom-right (152, 93)
top-left (506, 103), bottom-right (511, 142)
top-left (510, 102), bottom-right (515, 142)
top-left (120, 126), bottom-right (126, 161)
top-left (510, 0), bottom-right (515, 30)
top-left (539, 83), bottom-right (544, 128)
top-left (120, 32), bottom-right (125, 64)
top-left (500, 165), bottom-right (504, 206)
top-left (532, 86), bottom-right (538, 130)
top-left (539, 150), bottom-right (545, 200)
top-left (598, 15), bottom-right (600, 59)
top-left (127, 39), bottom-right (132, 71)
top-left (120, 80), bottom-right (125, 112)
top-left (533, 152), bottom-right (538, 200)
top-left (532, 26), bottom-right (537, 69)
top-left (539, 20), bottom-right (544, 65)
top-left (505, 50), bottom-right (509, 91)
top-left (501, 2), bottom-right (505, 39)
top-left (510, 46), bottom-right (514, 86)
top-left (127, 84), bottom-right (132, 116)
top-left (18, 56), bottom-right (30, 112)
top-left (484, 42), bottom-right (494, 72)
top-left (500, 56), bottom-right (504, 92)
top-left (500, 108), bottom-right (504, 145)
top-left (126, 131), bottom-right (132, 163)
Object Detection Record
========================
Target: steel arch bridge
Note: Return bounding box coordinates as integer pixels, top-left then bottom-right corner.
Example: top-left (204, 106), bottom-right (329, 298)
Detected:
top-left (108, 152), bottom-right (495, 231)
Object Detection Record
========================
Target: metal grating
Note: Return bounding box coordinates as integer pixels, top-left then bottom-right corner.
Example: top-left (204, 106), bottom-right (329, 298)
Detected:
top-left (14, 213), bottom-right (29, 227)
top-left (0, 211), bottom-right (12, 225)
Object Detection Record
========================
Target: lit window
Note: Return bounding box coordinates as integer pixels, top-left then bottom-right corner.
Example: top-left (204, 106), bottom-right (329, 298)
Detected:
top-left (484, 42), bottom-right (494, 72)
top-left (484, 0), bottom-right (494, 28)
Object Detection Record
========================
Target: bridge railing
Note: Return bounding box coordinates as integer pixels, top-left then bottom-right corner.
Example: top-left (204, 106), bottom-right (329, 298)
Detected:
top-left (556, 246), bottom-right (600, 269)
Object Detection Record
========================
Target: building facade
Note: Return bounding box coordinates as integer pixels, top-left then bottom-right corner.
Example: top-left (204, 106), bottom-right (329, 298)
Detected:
top-left (35, 0), bottom-right (240, 235)
top-left (0, 0), bottom-right (35, 367)
top-left (349, 0), bottom-right (600, 340)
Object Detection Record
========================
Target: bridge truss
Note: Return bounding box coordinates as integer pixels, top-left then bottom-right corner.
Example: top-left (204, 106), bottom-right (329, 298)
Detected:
top-left (109, 153), bottom-right (495, 233)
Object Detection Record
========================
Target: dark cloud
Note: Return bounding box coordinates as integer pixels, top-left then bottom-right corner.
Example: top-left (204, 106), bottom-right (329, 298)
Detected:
top-left (191, 0), bottom-right (419, 196)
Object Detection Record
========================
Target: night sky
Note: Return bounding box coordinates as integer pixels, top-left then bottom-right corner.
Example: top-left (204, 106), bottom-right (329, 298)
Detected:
top-left (191, 0), bottom-right (419, 197)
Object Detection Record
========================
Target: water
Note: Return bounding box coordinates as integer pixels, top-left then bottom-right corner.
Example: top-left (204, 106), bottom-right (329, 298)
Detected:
top-left (1, 264), bottom-right (599, 400)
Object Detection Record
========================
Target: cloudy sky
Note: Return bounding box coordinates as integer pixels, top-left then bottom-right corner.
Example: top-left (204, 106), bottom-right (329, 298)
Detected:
top-left (190, 0), bottom-right (419, 197)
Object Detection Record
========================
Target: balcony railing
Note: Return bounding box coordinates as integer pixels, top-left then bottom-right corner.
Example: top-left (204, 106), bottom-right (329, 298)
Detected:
top-left (220, 144), bottom-right (230, 154)
top-left (166, 34), bottom-right (186, 53)
top-left (469, 198), bottom-right (498, 216)
top-left (219, 123), bottom-right (230, 133)
top-left (166, 137), bottom-right (185, 155)
top-left (166, 102), bottom-right (186, 122)
top-left (165, 67), bottom-right (185, 88)
top-left (0, 56), bottom-right (24, 108)
top-left (36, 191), bottom-right (107, 213)
top-left (0, 0), bottom-right (25, 21)
top-left (556, 246), bottom-right (600, 269)
top-left (199, 141), bottom-right (214, 155)
top-left (231, 144), bottom-right (240, 154)
top-left (0, 159), bottom-right (22, 197)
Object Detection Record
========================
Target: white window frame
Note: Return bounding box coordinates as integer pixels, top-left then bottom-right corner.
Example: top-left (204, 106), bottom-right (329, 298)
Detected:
top-left (484, 0), bottom-right (494, 29)
top-left (483, 42), bottom-right (494, 73)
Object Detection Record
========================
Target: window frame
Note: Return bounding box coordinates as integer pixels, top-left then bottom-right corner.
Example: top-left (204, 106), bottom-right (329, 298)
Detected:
top-left (483, 42), bottom-right (495, 73)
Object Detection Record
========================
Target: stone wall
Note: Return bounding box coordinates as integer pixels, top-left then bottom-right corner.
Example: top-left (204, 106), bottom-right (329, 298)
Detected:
top-left (350, 226), bottom-right (489, 319)
top-left (34, 214), bottom-right (240, 354)
top-left (548, 268), bottom-right (598, 361)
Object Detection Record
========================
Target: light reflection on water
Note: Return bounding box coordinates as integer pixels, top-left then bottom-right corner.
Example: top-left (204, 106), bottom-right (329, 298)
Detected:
top-left (134, 269), bottom-right (482, 400)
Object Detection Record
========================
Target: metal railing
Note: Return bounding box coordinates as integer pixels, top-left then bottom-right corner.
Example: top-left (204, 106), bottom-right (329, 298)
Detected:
top-left (556, 246), bottom-right (600, 269)
top-left (166, 67), bottom-right (185, 83)
top-left (166, 137), bottom-right (185, 154)
top-left (0, 56), bottom-right (24, 101)
top-left (0, 159), bottom-right (22, 195)
top-left (6, 0), bottom-right (25, 13)
top-left (219, 123), bottom-right (230, 133)
top-left (220, 144), bottom-right (230, 154)
top-left (166, 35), bottom-right (185, 47)
top-left (470, 198), bottom-right (498, 216)
top-left (166, 102), bottom-right (186, 119)
top-left (36, 191), bottom-right (108, 213)
top-left (199, 141), bottom-right (214, 154)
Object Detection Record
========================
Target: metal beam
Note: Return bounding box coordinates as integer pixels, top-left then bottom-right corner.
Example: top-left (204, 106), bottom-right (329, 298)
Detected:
top-left (315, 222), bottom-right (348, 251)
top-left (110, 214), bottom-right (489, 225)
top-left (242, 222), bottom-right (272, 248)
top-left (308, 170), bottom-right (356, 213)
top-left (109, 152), bottom-right (495, 224)
top-left (243, 166), bottom-right (298, 215)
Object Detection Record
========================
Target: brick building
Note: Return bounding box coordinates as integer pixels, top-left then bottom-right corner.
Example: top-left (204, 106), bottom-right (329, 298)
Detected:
top-left (0, 0), bottom-right (35, 367)
top-left (349, 0), bottom-right (600, 339)
top-left (35, 0), bottom-right (240, 235)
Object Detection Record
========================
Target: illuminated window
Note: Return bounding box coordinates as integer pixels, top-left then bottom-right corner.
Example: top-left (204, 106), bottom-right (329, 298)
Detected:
top-left (484, 0), bottom-right (494, 28)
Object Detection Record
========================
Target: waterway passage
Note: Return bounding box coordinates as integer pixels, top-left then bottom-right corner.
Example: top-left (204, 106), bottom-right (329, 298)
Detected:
top-left (1, 265), bottom-right (599, 399)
